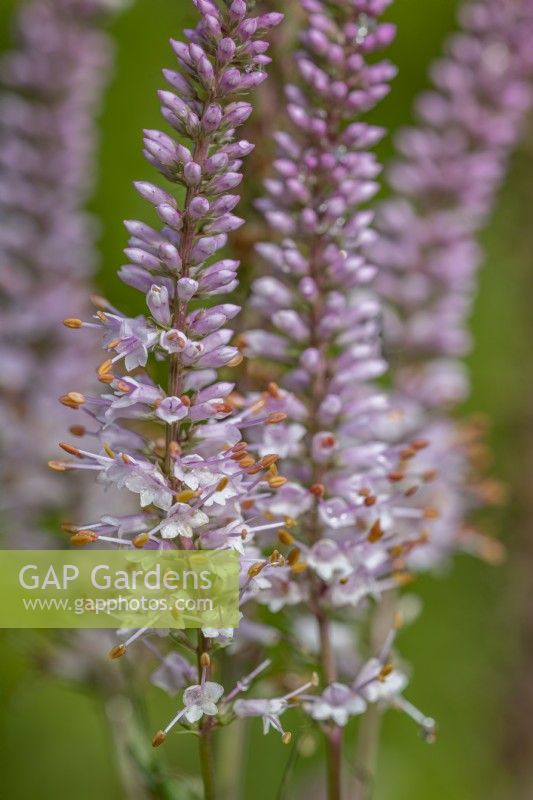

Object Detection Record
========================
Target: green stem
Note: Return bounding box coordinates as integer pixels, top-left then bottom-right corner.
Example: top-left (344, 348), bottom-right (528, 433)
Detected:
top-left (317, 609), bottom-right (342, 800)
top-left (199, 722), bottom-right (217, 800)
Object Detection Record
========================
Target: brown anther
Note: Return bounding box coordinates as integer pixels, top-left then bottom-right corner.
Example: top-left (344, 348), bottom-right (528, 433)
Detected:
top-left (59, 442), bottom-right (82, 458)
top-left (404, 486), bottom-right (418, 497)
top-left (133, 533), bottom-right (150, 549)
top-left (358, 487), bottom-right (371, 497)
top-left (411, 438), bottom-right (429, 450)
top-left (241, 499), bottom-right (255, 510)
top-left (61, 522), bottom-right (78, 533)
top-left (233, 333), bottom-right (248, 350)
top-left (309, 483), bottom-right (325, 498)
top-left (422, 469), bottom-right (438, 483)
top-left (363, 495), bottom-right (377, 507)
top-left (269, 549), bottom-right (282, 563)
top-left (48, 460), bottom-right (71, 472)
top-left (267, 382), bottom-right (280, 398)
top-left (95, 310), bottom-right (108, 322)
top-left (175, 489), bottom-right (198, 503)
top-left (237, 456), bottom-right (255, 468)
top-left (268, 463), bottom-right (278, 476)
top-left (71, 531), bottom-right (98, 546)
top-left (424, 506), bottom-right (440, 519)
top-left (116, 380), bottom-right (131, 393)
top-left (263, 511), bottom-right (274, 521)
top-left (321, 435), bottom-right (336, 447)
top-left (106, 339), bottom-right (121, 351)
top-left (287, 548), bottom-right (301, 566)
top-left (121, 453), bottom-right (133, 464)
top-left (91, 295), bottom-right (108, 310)
top-left (282, 732), bottom-right (292, 745)
top-left (63, 318), bottom-right (82, 329)
top-left (388, 471), bottom-right (405, 483)
top-left (109, 644), bottom-right (126, 660)
top-left (399, 448), bottom-right (416, 461)
top-left (278, 529), bottom-right (295, 546)
top-left (379, 663), bottom-right (394, 681)
top-left (200, 652), bottom-right (211, 669)
top-left (284, 516), bottom-right (296, 529)
top-left (152, 731), bottom-right (167, 748)
top-left (268, 476), bottom-right (288, 489)
top-left (232, 441), bottom-right (248, 453)
top-left (266, 411), bottom-right (287, 424)
top-left (231, 450), bottom-right (248, 461)
top-left (99, 373), bottom-right (114, 385)
top-left (228, 353), bottom-right (244, 368)
top-left (97, 359), bottom-right (113, 378)
top-left (368, 520), bottom-right (383, 543)
top-left (59, 391), bottom-right (85, 409)
top-left (249, 398), bottom-right (266, 415)
top-left (180, 394), bottom-right (191, 406)
top-left (388, 545), bottom-right (404, 559)
top-left (69, 425), bottom-right (86, 437)
top-left (103, 443), bottom-right (115, 459)
top-left (291, 561), bottom-right (307, 575)
top-left (216, 477), bottom-right (229, 491)
top-left (339, 576), bottom-right (349, 585)
top-left (248, 562), bottom-right (265, 577)
top-left (214, 402), bottom-right (232, 414)
top-left (260, 454), bottom-right (279, 468)
top-left (246, 464), bottom-right (264, 475)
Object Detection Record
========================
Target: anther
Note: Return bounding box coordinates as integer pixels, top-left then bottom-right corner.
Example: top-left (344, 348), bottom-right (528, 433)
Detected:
top-left (63, 318), bottom-right (82, 329)
top-left (109, 644), bottom-right (127, 660)
top-left (71, 531), bottom-right (98, 545)
top-left (59, 442), bottom-right (82, 458)
top-left (133, 533), bottom-right (150, 549)
top-left (309, 483), bottom-right (325, 497)
top-left (266, 412), bottom-right (287, 424)
top-left (152, 731), bottom-right (167, 748)
top-left (59, 392), bottom-right (86, 409)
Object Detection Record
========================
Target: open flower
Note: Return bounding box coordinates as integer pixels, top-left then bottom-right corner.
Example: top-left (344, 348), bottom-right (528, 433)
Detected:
top-left (182, 682), bottom-right (224, 724)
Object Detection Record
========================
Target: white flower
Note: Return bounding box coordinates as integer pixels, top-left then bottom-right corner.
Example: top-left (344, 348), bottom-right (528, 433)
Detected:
top-left (234, 697), bottom-right (288, 735)
top-left (182, 681), bottom-right (224, 723)
top-left (357, 658), bottom-right (408, 703)
top-left (104, 458), bottom-right (173, 511)
top-left (160, 505), bottom-right (209, 539)
top-left (307, 539), bottom-right (352, 582)
top-left (156, 396), bottom-right (189, 424)
top-left (307, 683), bottom-right (366, 727)
top-left (201, 627), bottom-right (234, 643)
top-left (259, 422), bottom-right (306, 458)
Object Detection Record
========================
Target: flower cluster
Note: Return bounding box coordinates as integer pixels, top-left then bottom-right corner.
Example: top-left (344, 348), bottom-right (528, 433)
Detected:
top-left (0, 0), bottom-right (121, 542)
top-left (244, 0), bottom-right (436, 779)
top-left (369, 0), bottom-right (533, 565)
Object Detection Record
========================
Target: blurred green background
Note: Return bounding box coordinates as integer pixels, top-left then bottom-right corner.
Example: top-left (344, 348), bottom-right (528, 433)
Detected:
top-left (1, 0), bottom-right (532, 798)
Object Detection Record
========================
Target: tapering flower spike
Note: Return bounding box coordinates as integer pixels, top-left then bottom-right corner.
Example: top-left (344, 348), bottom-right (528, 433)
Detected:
top-left (245, 1), bottom-right (435, 796)
top-left (57, 2), bottom-right (295, 794)
top-left (0, 0), bottom-right (122, 542)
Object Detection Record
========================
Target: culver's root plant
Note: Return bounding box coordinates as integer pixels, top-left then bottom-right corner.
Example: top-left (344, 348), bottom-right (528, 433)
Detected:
top-left (50, 0), bottom-right (532, 798)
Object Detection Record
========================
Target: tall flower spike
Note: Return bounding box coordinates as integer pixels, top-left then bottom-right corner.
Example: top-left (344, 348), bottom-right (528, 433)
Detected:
top-left (57, 2), bottom-right (285, 794)
top-left (246, 1), bottom-right (434, 796)
top-left (0, 0), bottom-right (122, 544)
top-left (370, 0), bottom-right (533, 566)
